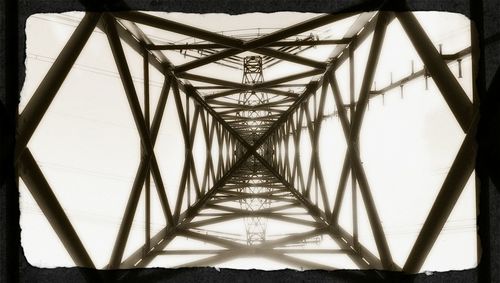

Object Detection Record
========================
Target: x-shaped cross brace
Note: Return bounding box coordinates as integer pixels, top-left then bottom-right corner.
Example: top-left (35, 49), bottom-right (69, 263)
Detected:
top-left (15, 9), bottom-right (478, 273)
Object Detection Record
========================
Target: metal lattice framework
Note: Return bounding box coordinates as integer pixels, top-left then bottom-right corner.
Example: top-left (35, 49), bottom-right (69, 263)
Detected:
top-left (236, 56), bottom-right (273, 246)
top-left (16, 9), bottom-right (477, 275)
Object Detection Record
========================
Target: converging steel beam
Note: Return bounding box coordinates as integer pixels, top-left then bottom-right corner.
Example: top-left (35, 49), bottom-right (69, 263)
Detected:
top-left (117, 12), bottom-right (351, 73)
top-left (16, 13), bottom-right (101, 161)
top-left (252, 152), bottom-right (389, 270)
top-left (239, 11), bottom-right (397, 270)
top-left (243, 13), bottom-right (385, 153)
top-left (396, 12), bottom-right (473, 132)
top-left (113, 12), bottom-right (338, 71)
top-left (104, 15), bottom-right (175, 268)
top-left (24, 8), bottom-right (477, 273)
top-left (329, 25), bottom-right (396, 265)
top-left (403, 116), bottom-right (477, 273)
top-left (18, 150), bottom-right (95, 268)
top-left (171, 79), bottom-right (200, 223)
top-left (221, 110), bottom-right (384, 271)
top-left (253, 47), bottom-right (327, 69)
top-left (119, 148), bottom-right (254, 268)
top-left (305, 80), bottom-right (331, 217)
top-left (396, 12), bottom-right (478, 273)
top-left (173, 11), bottom-right (355, 72)
top-left (335, 16), bottom-right (393, 269)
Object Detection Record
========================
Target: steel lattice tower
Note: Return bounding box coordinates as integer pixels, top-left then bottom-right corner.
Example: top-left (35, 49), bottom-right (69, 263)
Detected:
top-left (15, 8), bottom-right (479, 278)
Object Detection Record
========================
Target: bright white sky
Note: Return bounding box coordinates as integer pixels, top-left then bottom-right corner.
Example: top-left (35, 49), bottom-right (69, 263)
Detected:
top-left (19, 11), bottom-right (477, 272)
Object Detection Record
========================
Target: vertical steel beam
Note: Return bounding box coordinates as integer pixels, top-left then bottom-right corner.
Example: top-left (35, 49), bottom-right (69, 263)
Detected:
top-left (150, 77), bottom-right (172, 143)
top-left (104, 15), bottom-right (174, 267)
top-left (283, 122), bottom-right (291, 180)
top-left (349, 46), bottom-right (359, 249)
top-left (107, 72), bottom-right (171, 266)
top-left (102, 21), bottom-right (143, 263)
top-left (189, 106), bottom-right (202, 199)
top-left (313, 79), bottom-right (332, 217)
top-left (186, 96), bottom-right (191, 207)
top-left (252, 152), bottom-right (387, 270)
top-left (122, 143), bottom-right (255, 269)
top-left (171, 80), bottom-right (190, 223)
top-left (327, 12), bottom-right (394, 270)
top-left (226, 131), bottom-right (231, 170)
top-left (217, 124), bottom-right (224, 178)
top-left (143, 48), bottom-right (151, 253)
top-left (16, 13), bottom-right (101, 160)
top-left (296, 107), bottom-right (306, 193)
top-left (108, 158), bottom-right (148, 267)
top-left (350, 13), bottom-right (387, 139)
top-left (331, 151), bottom-right (351, 223)
top-left (200, 110), bottom-right (211, 195)
top-left (290, 119), bottom-right (298, 185)
top-left (303, 106), bottom-right (315, 197)
top-left (209, 119), bottom-right (217, 183)
top-left (349, 14), bottom-right (393, 269)
top-left (331, 72), bottom-right (394, 270)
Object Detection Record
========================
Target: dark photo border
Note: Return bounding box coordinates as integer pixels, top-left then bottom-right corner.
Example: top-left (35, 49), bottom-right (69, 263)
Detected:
top-left (1, 0), bottom-right (499, 282)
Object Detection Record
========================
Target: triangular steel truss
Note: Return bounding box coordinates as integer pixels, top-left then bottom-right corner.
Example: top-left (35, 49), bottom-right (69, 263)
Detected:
top-left (17, 8), bottom-right (477, 275)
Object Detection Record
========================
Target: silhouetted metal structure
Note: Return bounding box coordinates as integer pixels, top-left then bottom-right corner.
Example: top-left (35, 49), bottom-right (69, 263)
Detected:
top-left (16, 10), bottom-right (477, 274)
top-left (236, 56), bottom-right (273, 246)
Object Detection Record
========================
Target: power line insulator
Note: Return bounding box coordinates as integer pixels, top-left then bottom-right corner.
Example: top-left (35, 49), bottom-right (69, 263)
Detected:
top-left (457, 58), bottom-right (463, 78)
top-left (424, 67), bottom-right (429, 91)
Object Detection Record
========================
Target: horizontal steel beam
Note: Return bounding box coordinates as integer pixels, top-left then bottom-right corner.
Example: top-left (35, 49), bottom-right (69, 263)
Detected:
top-left (155, 248), bottom-right (348, 255)
top-left (147, 39), bottom-right (351, 50)
top-left (253, 153), bottom-right (388, 270)
top-left (369, 46), bottom-right (471, 96)
top-left (114, 12), bottom-right (346, 72)
top-left (116, 143), bottom-right (255, 268)
top-left (178, 69), bottom-right (323, 91)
